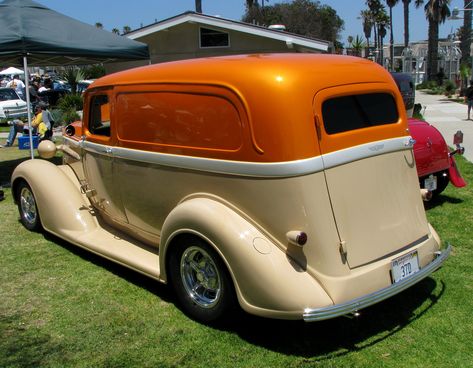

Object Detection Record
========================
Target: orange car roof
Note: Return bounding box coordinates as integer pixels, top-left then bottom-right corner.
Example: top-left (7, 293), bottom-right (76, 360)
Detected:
top-left (86, 54), bottom-right (405, 162)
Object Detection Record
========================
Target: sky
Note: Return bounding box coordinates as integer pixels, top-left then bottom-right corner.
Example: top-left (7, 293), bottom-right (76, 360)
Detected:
top-left (37, 0), bottom-right (469, 46)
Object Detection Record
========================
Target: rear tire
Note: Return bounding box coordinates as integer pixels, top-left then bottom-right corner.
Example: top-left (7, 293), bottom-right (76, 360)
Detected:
top-left (168, 236), bottom-right (236, 323)
top-left (432, 172), bottom-right (449, 197)
top-left (16, 181), bottom-right (42, 231)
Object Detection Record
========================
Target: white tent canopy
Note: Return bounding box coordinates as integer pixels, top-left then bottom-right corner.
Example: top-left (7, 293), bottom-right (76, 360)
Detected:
top-left (0, 66), bottom-right (24, 75)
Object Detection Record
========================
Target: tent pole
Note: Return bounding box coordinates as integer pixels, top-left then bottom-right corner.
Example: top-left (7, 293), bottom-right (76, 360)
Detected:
top-left (23, 56), bottom-right (34, 160)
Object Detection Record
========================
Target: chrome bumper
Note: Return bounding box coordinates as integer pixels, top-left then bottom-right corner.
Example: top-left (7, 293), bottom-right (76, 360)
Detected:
top-left (303, 244), bottom-right (451, 322)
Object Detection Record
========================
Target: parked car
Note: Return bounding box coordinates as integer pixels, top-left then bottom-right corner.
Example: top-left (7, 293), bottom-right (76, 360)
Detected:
top-left (12, 54), bottom-right (450, 323)
top-left (391, 72), bottom-right (466, 196)
top-left (409, 118), bottom-right (466, 195)
top-left (0, 87), bottom-right (29, 121)
top-left (391, 72), bottom-right (415, 117)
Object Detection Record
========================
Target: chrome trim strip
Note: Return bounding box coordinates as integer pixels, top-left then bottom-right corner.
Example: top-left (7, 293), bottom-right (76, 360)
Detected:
top-left (322, 136), bottom-right (413, 170)
top-left (112, 146), bottom-right (325, 178)
top-left (63, 136), bottom-right (81, 148)
top-left (83, 141), bottom-right (111, 155)
top-left (77, 136), bottom-right (411, 178)
top-left (303, 244), bottom-right (451, 322)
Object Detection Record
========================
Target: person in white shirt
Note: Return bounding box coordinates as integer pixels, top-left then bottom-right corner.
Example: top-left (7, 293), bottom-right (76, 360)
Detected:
top-left (6, 74), bottom-right (26, 100)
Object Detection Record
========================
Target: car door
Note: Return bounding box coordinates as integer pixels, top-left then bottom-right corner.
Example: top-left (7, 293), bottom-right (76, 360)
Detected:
top-left (313, 83), bottom-right (430, 268)
top-left (82, 90), bottom-right (128, 224)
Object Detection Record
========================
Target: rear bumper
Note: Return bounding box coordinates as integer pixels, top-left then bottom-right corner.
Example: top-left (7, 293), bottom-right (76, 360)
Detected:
top-left (303, 244), bottom-right (451, 322)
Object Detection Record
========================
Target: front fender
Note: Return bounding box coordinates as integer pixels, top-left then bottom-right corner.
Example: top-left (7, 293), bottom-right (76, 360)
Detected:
top-left (160, 196), bottom-right (333, 320)
top-left (448, 155), bottom-right (467, 188)
top-left (12, 159), bottom-right (97, 236)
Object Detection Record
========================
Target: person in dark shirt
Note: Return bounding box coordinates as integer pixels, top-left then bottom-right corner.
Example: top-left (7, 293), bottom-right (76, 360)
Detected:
top-left (465, 81), bottom-right (473, 120)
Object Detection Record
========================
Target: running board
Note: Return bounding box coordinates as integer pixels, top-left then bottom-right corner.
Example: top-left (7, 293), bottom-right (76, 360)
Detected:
top-left (54, 225), bottom-right (160, 280)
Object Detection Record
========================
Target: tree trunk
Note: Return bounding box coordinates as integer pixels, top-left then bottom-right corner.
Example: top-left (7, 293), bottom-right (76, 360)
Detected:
top-left (427, 18), bottom-right (439, 81)
top-left (390, 6), bottom-right (394, 71)
top-left (195, 0), bottom-right (202, 13)
top-left (461, 0), bottom-right (472, 68)
top-left (403, 0), bottom-right (410, 49)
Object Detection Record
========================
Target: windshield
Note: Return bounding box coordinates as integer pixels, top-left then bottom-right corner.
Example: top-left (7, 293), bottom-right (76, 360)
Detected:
top-left (0, 88), bottom-right (20, 101)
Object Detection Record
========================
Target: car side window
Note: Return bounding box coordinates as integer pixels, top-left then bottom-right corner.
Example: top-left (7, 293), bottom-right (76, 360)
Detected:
top-left (89, 95), bottom-right (110, 137)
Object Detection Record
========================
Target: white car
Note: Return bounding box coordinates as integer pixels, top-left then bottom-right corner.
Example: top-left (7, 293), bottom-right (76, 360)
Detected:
top-left (0, 87), bottom-right (28, 120)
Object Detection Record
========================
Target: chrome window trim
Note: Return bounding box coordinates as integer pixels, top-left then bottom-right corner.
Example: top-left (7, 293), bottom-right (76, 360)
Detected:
top-left (76, 136), bottom-right (413, 178)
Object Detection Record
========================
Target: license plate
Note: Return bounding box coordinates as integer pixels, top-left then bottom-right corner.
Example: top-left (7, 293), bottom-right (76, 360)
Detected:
top-left (424, 174), bottom-right (437, 191)
top-left (391, 251), bottom-right (420, 284)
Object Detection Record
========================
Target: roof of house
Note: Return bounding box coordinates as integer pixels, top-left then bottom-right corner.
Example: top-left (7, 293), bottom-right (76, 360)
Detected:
top-left (126, 11), bottom-right (329, 52)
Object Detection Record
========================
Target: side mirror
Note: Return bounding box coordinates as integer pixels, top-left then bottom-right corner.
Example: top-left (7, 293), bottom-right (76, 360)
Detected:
top-left (453, 130), bottom-right (463, 145)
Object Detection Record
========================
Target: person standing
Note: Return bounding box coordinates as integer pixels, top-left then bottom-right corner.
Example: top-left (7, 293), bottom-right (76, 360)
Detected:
top-left (6, 74), bottom-right (26, 100)
top-left (465, 81), bottom-right (473, 120)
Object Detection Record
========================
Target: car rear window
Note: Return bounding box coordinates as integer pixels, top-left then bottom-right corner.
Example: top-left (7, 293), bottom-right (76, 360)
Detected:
top-left (322, 93), bottom-right (398, 134)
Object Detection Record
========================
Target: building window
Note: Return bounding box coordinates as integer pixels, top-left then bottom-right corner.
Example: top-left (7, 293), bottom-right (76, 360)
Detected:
top-left (200, 27), bottom-right (229, 48)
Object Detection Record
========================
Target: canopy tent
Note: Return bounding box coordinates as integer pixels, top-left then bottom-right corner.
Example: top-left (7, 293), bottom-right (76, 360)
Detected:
top-left (0, 66), bottom-right (24, 75)
top-left (0, 0), bottom-right (149, 66)
top-left (0, 0), bottom-right (150, 158)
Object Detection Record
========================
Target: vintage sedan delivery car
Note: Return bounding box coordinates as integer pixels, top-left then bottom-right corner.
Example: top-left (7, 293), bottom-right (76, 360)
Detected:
top-left (12, 54), bottom-right (450, 323)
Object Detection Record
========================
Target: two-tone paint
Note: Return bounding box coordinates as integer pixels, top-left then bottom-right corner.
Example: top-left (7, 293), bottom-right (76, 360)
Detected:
top-left (12, 54), bottom-right (450, 321)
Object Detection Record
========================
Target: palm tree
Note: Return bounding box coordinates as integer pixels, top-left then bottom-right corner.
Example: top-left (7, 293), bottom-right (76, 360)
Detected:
top-left (402, 0), bottom-right (411, 48)
top-left (195, 0), bottom-right (202, 13)
top-left (112, 28), bottom-right (120, 35)
top-left (418, 0), bottom-right (451, 81)
top-left (386, 0), bottom-right (400, 70)
top-left (460, 0), bottom-right (472, 69)
top-left (361, 9), bottom-right (373, 54)
top-left (95, 22), bottom-right (103, 29)
top-left (366, 0), bottom-right (390, 65)
top-left (122, 25), bottom-right (132, 34)
top-left (352, 35), bottom-right (366, 57)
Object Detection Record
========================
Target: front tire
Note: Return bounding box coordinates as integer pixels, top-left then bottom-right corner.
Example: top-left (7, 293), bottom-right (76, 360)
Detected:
top-left (16, 181), bottom-right (41, 231)
top-left (168, 236), bottom-right (236, 323)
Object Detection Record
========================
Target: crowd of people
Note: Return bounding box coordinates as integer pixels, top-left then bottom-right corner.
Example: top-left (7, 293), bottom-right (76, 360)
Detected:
top-left (1, 73), bottom-right (56, 148)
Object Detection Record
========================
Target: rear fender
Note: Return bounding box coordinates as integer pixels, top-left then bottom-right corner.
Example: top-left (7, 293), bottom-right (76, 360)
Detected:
top-left (160, 196), bottom-right (332, 319)
top-left (448, 155), bottom-right (467, 188)
top-left (11, 159), bottom-right (98, 235)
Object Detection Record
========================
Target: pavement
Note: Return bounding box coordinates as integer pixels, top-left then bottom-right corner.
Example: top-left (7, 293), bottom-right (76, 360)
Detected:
top-left (415, 91), bottom-right (473, 163)
top-left (1, 93), bottom-right (472, 163)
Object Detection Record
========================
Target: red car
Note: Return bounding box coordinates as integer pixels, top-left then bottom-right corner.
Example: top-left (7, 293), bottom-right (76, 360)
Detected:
top-left (409, 118), bottom-right (466, 196)
top-left (391, 72), bottom-right (466, 197)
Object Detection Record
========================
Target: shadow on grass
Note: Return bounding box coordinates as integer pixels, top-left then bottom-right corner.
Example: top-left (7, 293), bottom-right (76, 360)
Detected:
top-left (227, 278), bottom-right (444, 361)
top-left (43, 232), bottom-right (174, 304)
top-left (44, 231), bottom-right (444, 360)
top-left (0, 314), bottom-right (67, 367)
top-left (425, 193), bottom-right (463, 210)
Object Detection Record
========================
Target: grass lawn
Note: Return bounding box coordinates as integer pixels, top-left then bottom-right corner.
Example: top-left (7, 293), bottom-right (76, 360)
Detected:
top-left (1, 147), bottom-right (472, 367)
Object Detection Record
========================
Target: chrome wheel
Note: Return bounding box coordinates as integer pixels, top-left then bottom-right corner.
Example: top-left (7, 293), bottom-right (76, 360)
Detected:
top-left (17, 181), bottom-right (41, 231)
top-left (180, 246), bottom-right (222, 308)
top-left (20, 186), bottom-right (37, 226)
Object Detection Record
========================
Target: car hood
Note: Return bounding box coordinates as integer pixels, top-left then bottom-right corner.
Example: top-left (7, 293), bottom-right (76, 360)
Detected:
top-left (0, 99), bottom-right (27, 108)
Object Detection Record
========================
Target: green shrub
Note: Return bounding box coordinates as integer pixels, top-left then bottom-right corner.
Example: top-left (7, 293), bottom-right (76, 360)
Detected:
top-left (60, 108), bottom-right (81, 124)
top-left (57, 93), bottom-right (83, 112)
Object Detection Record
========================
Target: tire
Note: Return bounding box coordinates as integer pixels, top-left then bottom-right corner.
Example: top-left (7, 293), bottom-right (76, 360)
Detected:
top-left (168, 236), bottom-right (236, 323)
top-left (432, 172), bottom-right (449, 197)
top-left (16, 181), bottom-right (42, 231)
